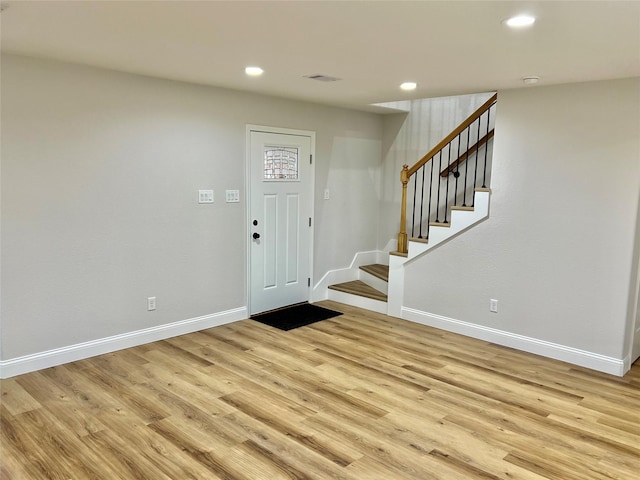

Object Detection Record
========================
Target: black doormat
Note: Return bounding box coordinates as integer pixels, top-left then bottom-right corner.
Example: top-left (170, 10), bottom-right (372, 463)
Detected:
top-left (251, 303), bottom-right (342, 331)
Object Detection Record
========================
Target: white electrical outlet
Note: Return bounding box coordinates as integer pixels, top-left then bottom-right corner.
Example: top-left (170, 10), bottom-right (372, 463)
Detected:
top-left (225, 190), bottom-right (240, 203)
top-left (198, 190), bottom-right (214, 204)
top-left (147, 296), bottom-right (156, 311)
top-left (490, 299), bottom-right (498, 313)
top-left (324, 189), bottom-right (330, 200)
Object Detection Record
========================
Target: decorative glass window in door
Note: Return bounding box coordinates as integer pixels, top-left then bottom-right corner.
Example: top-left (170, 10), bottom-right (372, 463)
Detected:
top-left (264, 146), bottom-right (299, 180)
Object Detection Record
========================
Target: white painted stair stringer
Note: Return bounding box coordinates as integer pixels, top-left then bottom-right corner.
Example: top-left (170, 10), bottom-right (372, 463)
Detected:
top-left (326, 289), bottom-right (388, 314)
top-left (388, 190), bottom-right (491, 318)
top-left (311, 250), bottom-right (387, 303)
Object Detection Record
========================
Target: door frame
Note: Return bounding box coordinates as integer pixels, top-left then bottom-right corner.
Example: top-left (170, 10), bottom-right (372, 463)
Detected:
top-left (625, 191), bottom-right (640, 371)
top-left (628, 243), bottom-right (640, 367)
top-left (245, 125), bottom-right (316, 315)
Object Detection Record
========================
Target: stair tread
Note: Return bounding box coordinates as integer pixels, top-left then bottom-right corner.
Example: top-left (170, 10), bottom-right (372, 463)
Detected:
top-left (451, 205), bottom-right (474, 211)
top-left (328, 280), bottom-right (387, 302)
top-left (359, 264), bottom-right (389, 282)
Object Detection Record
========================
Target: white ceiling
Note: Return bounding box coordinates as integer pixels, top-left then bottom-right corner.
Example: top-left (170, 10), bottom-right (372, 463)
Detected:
top-left (1, 0), bottom-right (639, 113)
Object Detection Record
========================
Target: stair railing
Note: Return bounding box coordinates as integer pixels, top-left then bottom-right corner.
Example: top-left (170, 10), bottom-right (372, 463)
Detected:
top-left (397, 93), bottom-right (497, 254)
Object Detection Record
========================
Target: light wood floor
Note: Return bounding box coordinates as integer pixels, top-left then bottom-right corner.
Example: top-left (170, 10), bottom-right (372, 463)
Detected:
top-left (1, 301), bottom-right (639, 479)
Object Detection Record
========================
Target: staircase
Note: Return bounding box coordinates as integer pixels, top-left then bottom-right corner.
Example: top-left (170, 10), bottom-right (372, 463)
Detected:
top-left (325, 94), bottom-right (497, 316)
top-left (327, 264), bottom-right (389, 314)
top-left (326, 188), bottom-right (491, 316)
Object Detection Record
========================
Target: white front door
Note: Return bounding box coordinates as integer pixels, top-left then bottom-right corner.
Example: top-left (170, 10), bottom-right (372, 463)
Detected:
top-left (248, 128), bottom-right (314, 315)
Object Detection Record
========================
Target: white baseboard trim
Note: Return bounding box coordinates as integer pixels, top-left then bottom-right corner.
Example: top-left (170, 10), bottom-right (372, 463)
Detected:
top-left (622, 354), bottom-right (633, 376)
top-left (402, 307), bottom-right (625, 377)
top-left (328, 289), bottom-right (388, 314)
top-left (311, 250), bottom-right (382, 303)
top-left (0, 307), bottom-right (248, 379)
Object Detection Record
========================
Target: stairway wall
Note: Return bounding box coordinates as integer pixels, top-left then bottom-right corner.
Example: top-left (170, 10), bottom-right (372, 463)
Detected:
top-left (403, 78), bottom-right (640, 366)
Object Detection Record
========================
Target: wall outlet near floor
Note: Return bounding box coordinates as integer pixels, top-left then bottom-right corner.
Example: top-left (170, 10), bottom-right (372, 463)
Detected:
top-left (490, 298), bottom-right (498, 313)
top-left (147, 296), bottom-right (156, 311)
top-left (324, 189), bottom-right (330, 200)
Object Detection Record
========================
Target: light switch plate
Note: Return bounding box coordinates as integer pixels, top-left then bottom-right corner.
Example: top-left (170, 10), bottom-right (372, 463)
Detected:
top-left (225, 190), bottom-right (240, 203)
top-left (198, 190), bottom-right (214, 203)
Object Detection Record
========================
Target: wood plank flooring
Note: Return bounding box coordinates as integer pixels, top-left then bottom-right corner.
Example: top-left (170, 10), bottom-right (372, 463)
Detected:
top-left (1, 300), bottom-right (639, 479)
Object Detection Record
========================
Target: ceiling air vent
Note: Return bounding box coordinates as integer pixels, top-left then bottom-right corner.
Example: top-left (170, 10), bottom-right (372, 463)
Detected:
top-left (304, 74), bottom-right (341, 82)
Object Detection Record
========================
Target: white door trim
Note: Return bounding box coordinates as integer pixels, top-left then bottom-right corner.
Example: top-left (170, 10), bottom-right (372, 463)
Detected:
top-left (245, 125), bottom-right (316, 315)
top-left (628, 251), bottom-right (640, 368)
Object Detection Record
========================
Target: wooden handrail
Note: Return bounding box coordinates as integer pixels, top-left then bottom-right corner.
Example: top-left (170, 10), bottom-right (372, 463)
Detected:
top-left (397, 93), bottom-right (497, 253)
top-left (407, 93), bottom-right (497, 177)
top-left (440, 129), bottom-right (494, 177)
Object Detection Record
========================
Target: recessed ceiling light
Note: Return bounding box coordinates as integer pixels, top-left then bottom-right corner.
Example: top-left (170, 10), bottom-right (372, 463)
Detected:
top-left (522, 76), bottom-right (540, 85)
top-left (400, 82), bottom-right (417, 91)
top-left (504, 15), bottom-right (536, 28)
top-left (245, 66), bottom-right (264, 77)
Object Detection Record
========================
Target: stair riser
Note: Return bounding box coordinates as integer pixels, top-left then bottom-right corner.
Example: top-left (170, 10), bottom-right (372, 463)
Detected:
top-left (358, 270), bottom-right (389, 295)
top-left (327, 289), bottom-right (388, 314)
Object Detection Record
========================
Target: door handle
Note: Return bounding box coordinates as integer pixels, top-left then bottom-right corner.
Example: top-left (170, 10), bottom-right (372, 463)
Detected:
top-left (252, 232), bottom-right (260, 240)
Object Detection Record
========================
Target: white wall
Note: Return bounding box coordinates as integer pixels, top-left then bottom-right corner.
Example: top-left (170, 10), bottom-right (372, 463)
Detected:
top-left (403, 78), bottom-right (640, 361)
top-left (0, 54), bottom-right (382, 361)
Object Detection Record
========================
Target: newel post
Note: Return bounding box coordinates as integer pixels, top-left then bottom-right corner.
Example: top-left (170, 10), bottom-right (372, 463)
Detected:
top-left (398, 164), bottom-right (409, 254)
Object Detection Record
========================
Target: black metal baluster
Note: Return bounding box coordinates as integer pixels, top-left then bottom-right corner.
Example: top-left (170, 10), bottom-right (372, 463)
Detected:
top-left (427, 154), bottom-right (434, 239)
top-left (444, 142), bottom-right (452, 223)
top-left (472, 118), bottom-right (481, 206)
top-left (411, 174), bottom-right (417, 237)
top-left (482, 104), bottom-right (492, 188)
top-left (454, 133), bottom-right (462, 206)
top-left (419, 165), bottom-right (426, 238)
top-left (462, 126), bottom-right (470, 207)
top-left (436, 150), bottom-right (443, 222)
